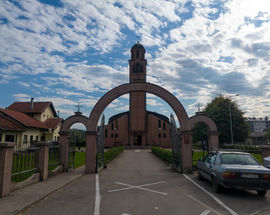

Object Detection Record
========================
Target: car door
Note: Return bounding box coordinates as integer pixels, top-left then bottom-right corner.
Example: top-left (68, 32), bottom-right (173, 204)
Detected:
top-left (202, 153), bottom-right (216, 181)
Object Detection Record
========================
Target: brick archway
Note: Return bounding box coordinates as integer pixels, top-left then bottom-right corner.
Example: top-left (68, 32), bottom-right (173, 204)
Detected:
top-left (86, 82), bottom-right (192, 173)
top-left (189, 114), bottom-right (219, 150)
top-left (59, 115), bottom-right (90, 172)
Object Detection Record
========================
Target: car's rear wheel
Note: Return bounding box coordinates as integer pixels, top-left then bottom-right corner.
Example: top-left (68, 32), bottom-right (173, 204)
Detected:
top-left (212, 177), bottom-right (220, 193)
top-left (257, 190), bottom-right (267, 196)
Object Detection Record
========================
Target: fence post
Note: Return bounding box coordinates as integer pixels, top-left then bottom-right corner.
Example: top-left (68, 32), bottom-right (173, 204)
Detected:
top-left (0, 142), bottom-right (15, 197)
top-left (35, 141), bottom-right (50, 181)
top-left (59, 132), bottom-right (69, 172)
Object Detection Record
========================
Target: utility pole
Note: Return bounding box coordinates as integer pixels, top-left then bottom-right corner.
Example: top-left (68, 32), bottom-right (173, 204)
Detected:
top-left (229, 94), bottom-right (239, 145)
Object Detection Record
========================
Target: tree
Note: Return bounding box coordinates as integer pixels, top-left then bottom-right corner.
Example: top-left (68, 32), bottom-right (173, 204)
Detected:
top-left (202, 95), bottom-right (249, 146)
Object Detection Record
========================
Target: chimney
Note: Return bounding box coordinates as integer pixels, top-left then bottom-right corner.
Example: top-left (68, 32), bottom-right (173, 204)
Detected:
top-left (31, 98), bottom-right (34, 110)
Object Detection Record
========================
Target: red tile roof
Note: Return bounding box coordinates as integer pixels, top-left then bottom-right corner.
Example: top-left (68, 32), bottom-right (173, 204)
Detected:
top-left (0, 115), bottom-right (25, 131)
top-left (44, 118), bottom-right (62, 129)
top-left (7, 102), bottom-right (54, 114)
top-left (0, 108), bottom-right (49, 130)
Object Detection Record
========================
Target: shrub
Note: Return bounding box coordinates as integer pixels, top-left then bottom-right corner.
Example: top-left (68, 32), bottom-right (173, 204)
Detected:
top-left (102, 146), bottom-right (124, 165)
top-left (151, 146), bottom-right (172, 164)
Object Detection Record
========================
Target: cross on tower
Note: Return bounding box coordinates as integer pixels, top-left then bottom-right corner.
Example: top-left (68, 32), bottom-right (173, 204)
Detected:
top-left (196, 103), bottom-right (202, 112)
top-left (74, 103), bottom-right (82, 115)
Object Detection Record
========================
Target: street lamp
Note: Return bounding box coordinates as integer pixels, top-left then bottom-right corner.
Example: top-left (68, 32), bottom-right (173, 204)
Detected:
top-left (229, 94), bottom-right (239, 145)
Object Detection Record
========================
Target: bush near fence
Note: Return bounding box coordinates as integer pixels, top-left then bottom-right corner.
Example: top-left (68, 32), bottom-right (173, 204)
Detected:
top-left (102, 146), bottom-right (124, 165)
top-left (151, 146), bottom-right (172, 164)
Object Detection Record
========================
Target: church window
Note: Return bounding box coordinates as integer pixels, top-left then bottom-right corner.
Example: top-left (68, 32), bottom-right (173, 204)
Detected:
top-left (163, 122), bottom-right (166, 130)
top-left (115, 133), bottom-right (118, 138)
top-left (163, 133), bottom-right (166, 138)
top-left (158, 120), bottom-right (161, 129)
top-left (111, 133), bottom-right (114, 138)
top-left (116, 120), bottom-right (118, 130)
top-left (105, 129), bottom-right (107, 138)
top-left (111, 122), bottom-right (114, 130)
top-left (136, 50), bottom-right (139, 58)
top-left (158, 133), bottom-right (161, 138)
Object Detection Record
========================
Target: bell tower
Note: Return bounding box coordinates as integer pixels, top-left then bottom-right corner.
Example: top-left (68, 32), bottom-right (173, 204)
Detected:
top-left (129, 42), bottom-right (147, 146)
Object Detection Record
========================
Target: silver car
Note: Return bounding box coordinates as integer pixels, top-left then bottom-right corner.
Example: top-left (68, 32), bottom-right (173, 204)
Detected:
top-left (197, 151), bottom-right (270, 196)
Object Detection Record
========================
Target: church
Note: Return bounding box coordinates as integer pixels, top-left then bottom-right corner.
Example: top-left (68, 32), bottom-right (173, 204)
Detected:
top-left (104, 42), bottom-right (171, 148)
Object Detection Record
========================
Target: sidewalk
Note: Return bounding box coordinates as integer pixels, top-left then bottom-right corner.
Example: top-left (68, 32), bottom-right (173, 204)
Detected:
top-left (0, 166), bottom-right (85, 215)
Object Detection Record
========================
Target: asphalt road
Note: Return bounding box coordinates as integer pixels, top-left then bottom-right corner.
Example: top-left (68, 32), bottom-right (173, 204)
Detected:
top-left (22, 149), bottom-right (270, 215)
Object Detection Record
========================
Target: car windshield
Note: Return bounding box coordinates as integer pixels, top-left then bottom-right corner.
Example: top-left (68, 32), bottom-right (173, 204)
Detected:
top-left (220, 153), bottom-right (260, 166)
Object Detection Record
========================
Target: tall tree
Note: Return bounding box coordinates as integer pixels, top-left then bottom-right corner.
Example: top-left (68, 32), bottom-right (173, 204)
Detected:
top-left (203, 95), bottom-right (249, 146)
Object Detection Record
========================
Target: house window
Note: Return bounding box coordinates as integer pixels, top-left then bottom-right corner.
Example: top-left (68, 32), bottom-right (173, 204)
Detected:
top-left (41, 135), bottom-right (45, 141)
top-left (5, 135), bottom-right (15, 142)
top-left (30, 135), bottom-right (34, 144)
top-left (23, 135), bottom-right (27, 144)
top-left (163, 122), bottom-right (166, 130)
top-left (158, 133), bottom-right (161, 138)
top-left (0, 133), bottom-right (2, 142)
top-left (36, 136), bottom-right (39, 141)
top-left (158, 120), bottom-right (161, 129)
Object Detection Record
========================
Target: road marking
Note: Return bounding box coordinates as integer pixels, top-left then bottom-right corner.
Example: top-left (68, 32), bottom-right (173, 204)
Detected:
top-left (183, 174), bottom-right (238, 215)
top-left (200, 209), bottom-right (211, 215)
top-left (94, 174), bottom-right (100, 215)
top-left (188, 195), bottom-right (222, 215)
top-left (108, 181), bottom-right (168, 195)
top-left (134, 149), bottom-right (141, 152)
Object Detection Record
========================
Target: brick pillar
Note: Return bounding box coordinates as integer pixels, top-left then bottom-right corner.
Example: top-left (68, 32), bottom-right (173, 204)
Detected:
top-left (35, 141), bottom-right (50, 181)
top-left (59, 132), bottom-right (69, 172)
top-left (0, 142), bottom-right (15, 197)
top-left (261, 146), bottom-right (270, 159)
top-left (181, 131), bottom-right (193, 173)
top-left (85, 131), bottom-right (97, 173)
top-left (208, 131), bottom-right (219, 150)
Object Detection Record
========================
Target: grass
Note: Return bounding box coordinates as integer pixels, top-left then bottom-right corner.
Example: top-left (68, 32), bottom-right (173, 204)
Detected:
top-left (74, 152), bottom-right (86, 168)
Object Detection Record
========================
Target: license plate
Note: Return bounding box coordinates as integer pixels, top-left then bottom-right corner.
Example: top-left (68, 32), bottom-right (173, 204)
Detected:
top-left (240, 173), bottom-right (259, 179)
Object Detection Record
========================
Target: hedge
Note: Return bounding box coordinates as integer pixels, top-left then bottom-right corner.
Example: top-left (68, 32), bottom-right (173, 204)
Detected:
top-left (98, 146), bottom-right (124, 166)
top-left (151, 146), bottom-right (172, 164)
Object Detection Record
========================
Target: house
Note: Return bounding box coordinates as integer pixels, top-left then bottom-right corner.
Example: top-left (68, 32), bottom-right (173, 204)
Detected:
top-left (0, 100), bottom-right (62, 150)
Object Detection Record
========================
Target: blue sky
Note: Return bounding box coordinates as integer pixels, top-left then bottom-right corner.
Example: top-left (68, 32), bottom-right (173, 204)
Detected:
top-left (1, 0), bottom-right (270, 126)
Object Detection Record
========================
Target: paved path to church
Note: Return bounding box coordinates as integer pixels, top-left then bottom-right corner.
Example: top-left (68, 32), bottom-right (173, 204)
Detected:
top-left (22, 149), bottom-right (270, 215)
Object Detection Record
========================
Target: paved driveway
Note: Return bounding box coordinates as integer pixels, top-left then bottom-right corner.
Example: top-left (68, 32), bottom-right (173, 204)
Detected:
top-left (22, 149), bottom-right (270, 215)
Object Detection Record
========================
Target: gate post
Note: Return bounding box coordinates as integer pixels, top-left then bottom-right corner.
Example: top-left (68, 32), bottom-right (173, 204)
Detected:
top-left (59, 132), bottom-right (69, 172)
top-left (208, 131), bottom-right (219, 150)
top-left (0, 142), bottom-right (15, 197)
top-left (85, 131), bottom-right (97, 173)
top-left (35, 141), bottom-right (50, 181)
top-left (181, 131), bottom-right (193, 173)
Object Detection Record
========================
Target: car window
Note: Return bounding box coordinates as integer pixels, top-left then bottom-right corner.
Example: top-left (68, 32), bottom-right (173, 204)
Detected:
top-left (205, 153), bottom-right (216, 164)
top-left (220, 153), bottom-right (260, 166)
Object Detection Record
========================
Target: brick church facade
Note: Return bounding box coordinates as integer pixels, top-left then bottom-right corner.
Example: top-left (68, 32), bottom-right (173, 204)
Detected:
top-left (104, 43), bottom-right (171, 148)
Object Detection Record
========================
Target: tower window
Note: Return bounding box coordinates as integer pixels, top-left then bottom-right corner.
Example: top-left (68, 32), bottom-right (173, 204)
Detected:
top-left (136, 50), bottom-right (139, 58)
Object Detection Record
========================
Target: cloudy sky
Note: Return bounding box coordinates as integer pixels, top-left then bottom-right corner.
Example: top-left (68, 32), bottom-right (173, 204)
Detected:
top-left (1, 0), bottom-right (270, 125)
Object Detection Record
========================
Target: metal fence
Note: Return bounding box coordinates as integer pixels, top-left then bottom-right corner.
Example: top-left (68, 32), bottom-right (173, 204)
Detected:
top-left (192, 144), bottom-right (263, 167)
top-left (48, 143), bottom-right (61, 172)
top-left (12, 147), bottom-right (39, 182)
